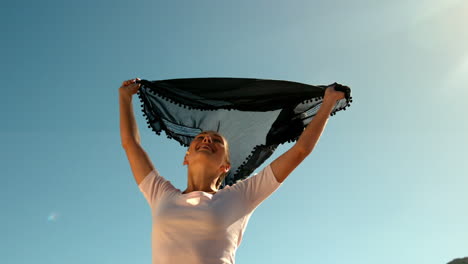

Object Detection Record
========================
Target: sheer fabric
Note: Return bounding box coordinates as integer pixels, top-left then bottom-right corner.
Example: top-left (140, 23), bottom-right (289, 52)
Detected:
top-left (136, 77), bottom-right (352, 187)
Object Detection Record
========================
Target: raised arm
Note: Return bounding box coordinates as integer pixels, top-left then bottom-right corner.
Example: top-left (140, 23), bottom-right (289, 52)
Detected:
top-left (119, 78), bottom-right (155, 185)
top-left (270, 84), bottom-right (346, 183)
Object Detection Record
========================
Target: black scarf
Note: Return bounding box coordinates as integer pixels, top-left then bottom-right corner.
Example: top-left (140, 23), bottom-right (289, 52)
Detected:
top-left (136, 77), bottom-right (352, 187)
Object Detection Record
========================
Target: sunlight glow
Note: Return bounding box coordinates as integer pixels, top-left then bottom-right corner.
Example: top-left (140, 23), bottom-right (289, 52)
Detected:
top-left (412, 0), bottom-right (464, 24)
top-left (444, 55), bottom-right (468, 91)
top-left (186, 197), bottom-right (201, 206)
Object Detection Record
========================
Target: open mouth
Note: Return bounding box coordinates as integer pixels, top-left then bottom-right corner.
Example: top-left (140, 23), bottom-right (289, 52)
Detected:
top-left (197, 145), bottom-right (213, 152)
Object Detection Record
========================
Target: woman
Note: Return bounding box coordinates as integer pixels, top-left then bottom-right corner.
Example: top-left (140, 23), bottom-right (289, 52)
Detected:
top-left (119, 78), bottom-right (345, 264)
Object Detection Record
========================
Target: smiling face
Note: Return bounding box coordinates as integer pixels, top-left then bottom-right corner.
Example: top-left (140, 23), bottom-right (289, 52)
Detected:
top-left (185, 131), bottom-right (229, 165)
top-left (193, 132), bottom-right (226, 153)
top-left (183, 131), bottom-right (231, 187)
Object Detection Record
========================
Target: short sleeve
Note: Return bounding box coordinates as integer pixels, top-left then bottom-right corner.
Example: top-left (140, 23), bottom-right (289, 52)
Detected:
top-left (229, 164), bottom-right (282, 212)
top-left (138, 169), bottom-right (178, 208)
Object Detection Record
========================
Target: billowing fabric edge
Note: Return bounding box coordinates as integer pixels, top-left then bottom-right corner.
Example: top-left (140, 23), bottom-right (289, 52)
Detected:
top-left (135, 78), bottom-right (353, 187)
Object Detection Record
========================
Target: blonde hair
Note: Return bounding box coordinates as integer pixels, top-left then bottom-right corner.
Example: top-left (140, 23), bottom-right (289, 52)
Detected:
top-left (216, 138), bottom-right (230, 189)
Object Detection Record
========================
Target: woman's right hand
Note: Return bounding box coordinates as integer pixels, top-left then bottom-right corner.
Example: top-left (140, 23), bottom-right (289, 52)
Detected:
top-left (119, 78), bottom-right (141, 97)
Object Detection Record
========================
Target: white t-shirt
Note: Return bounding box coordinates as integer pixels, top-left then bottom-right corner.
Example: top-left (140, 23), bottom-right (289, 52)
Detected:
top-left (138, 164), bottom-right (282, 264)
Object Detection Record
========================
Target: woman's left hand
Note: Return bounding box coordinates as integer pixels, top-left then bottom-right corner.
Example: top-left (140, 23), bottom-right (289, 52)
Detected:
top-left (324, 84), bottom-right (346, 102)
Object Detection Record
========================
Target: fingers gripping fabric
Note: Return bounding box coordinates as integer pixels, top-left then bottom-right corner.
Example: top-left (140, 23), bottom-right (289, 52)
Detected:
top-left (136, 77), bottom-right (352, 188)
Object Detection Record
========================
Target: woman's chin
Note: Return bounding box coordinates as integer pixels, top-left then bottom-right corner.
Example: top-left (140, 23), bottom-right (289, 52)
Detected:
top-left (191, 154), bottom-right (221, 165)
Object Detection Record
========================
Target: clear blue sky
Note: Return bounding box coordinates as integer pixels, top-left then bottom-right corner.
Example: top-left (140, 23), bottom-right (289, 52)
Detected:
top-left (1, 0), bottom-right (467, 263)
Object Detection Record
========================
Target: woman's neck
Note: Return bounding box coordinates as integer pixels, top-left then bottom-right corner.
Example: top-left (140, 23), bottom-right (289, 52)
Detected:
top-left (184, 168), bottom-right (219, 194)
